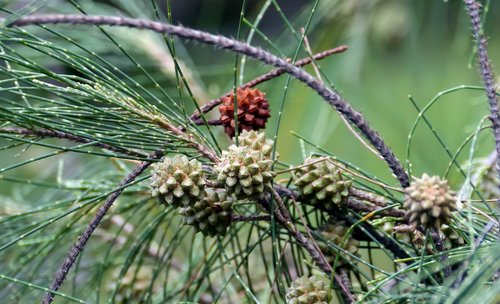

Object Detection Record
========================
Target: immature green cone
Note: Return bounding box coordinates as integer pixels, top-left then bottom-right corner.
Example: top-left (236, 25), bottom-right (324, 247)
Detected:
top-left (286, 274), bottom-right (332, 304)
top-left (179, 188), bottom-right (233, 237)
top-left (150, 155), bottom-right (205, 207)
top-left (316, 220), bottom-right (359, 267)
top-left (216, 145), bottom-right (276, 199)
top-left (403, 174), bottom-right (456, 230)
top-left (293, 157), bottom-right (352, 209)
top-left (237, 130), bottom-right (274, 158)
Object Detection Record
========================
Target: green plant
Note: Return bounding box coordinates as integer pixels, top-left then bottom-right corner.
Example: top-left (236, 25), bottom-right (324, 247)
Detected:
top-left (0, 1), bottom-right (499, 303)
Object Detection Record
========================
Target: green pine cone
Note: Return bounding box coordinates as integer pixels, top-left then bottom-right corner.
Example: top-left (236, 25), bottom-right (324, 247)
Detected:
top-left (403, 174), bottom-right (456, 230)
top-left (150, 155), bottom-right (205, 207)
top-left (316, 220), bottom-right (359, 267)
top-left (293, 157), bottom-right (352, 209)
top-left (215, 145), bottom-right (276, 199)
top-left (178, 188), bottom-right (233, 237)
top-left (286, 274), bottom-right (332, 304)
top-left (237, 130), bottom-right (274, 158)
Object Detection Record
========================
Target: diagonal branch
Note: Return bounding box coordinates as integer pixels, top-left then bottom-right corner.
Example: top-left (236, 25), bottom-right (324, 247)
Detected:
top-left (41, 149), bottom-right (163, 304)
top-left (464, 0), bottom-right (500, 225)
top-left (259, 195), bottom-right (356, 303)
top-left (190, 45), bottom-right (348, 121)
top-left (7, 14), bottom-right (409, 188)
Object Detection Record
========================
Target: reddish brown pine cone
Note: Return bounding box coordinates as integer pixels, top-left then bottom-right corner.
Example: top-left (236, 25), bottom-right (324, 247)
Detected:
top-left (219, 88), bottom-right (271, 137)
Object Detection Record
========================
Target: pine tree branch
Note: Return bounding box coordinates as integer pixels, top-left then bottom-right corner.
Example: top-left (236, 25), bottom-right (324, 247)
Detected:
top-left (464, 0), bottom-right (500, 224)
top-left (259, 195), bottom-right (356, 303)
top-left (41, 149), bottom-right (163, 304)
top-left (190, 45), bottom-right (348, 121)
top-left (0, 126), bottom-right (148, 158)
top-left (273, 185), bottom-right (411, 260)
top-left (193, 119), bottom-right (223, 126)
top-left (349, 188), bottom-right (388, 207)
top-left (7, 14), bottom-right (409, 188)
top-left (431, 230), bottom-right (452, 278)
top-left (231, 214), bottom-right (271, 222)
top-left (347, 197), bottom-right (405, 218)
top-left (286, 223), bottom-right (355, 303)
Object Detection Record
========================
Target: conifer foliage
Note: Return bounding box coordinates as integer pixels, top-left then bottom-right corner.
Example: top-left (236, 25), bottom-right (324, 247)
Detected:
top-left (0, 1), bottom-right (498, 304)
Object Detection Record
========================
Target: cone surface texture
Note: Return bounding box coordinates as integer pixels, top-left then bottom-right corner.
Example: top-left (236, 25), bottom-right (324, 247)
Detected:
top-left (286, 275), bottom-right (332, 304)
top-left (403, 174), bottom-right (456, 229)
top-left (215, 145), bottom-right (275, 199)
top-left (150, 155), bottom-right (205, 207)
top-left (293, 157), bottom-right (352, 209)
top-left (237, 130), bottom-right (274, 158)
top-left (219, 87), bottom-right (271, 137)
top-left (179, 188), bottom-right (233, 237)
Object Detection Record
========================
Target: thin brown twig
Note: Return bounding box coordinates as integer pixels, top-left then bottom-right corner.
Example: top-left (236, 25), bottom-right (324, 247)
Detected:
top-left (190, 45), bottom-right (348, 121)
top-left (431, 230), bottom-right (452, 278)
top-left (231, 214), bottom-right (271, 222)
top-left (193, 119), bottom-right (223, 126)
top-left (272, 189), bottom-right (292, 222)
top-left (347, 197), bottom-right (405, 218)
top-left (339, 267), bottom-right (354, 299)
top-left (260, 194), bottom-right (356, 303)
top-left (289, 194), bottom-right (331, 278)
top-left (149, 116), bottom-right (218, 162)
top-left (349, 188), bottom-right (388, 207)
top-left (393, 224), bottom-right (416, 233)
